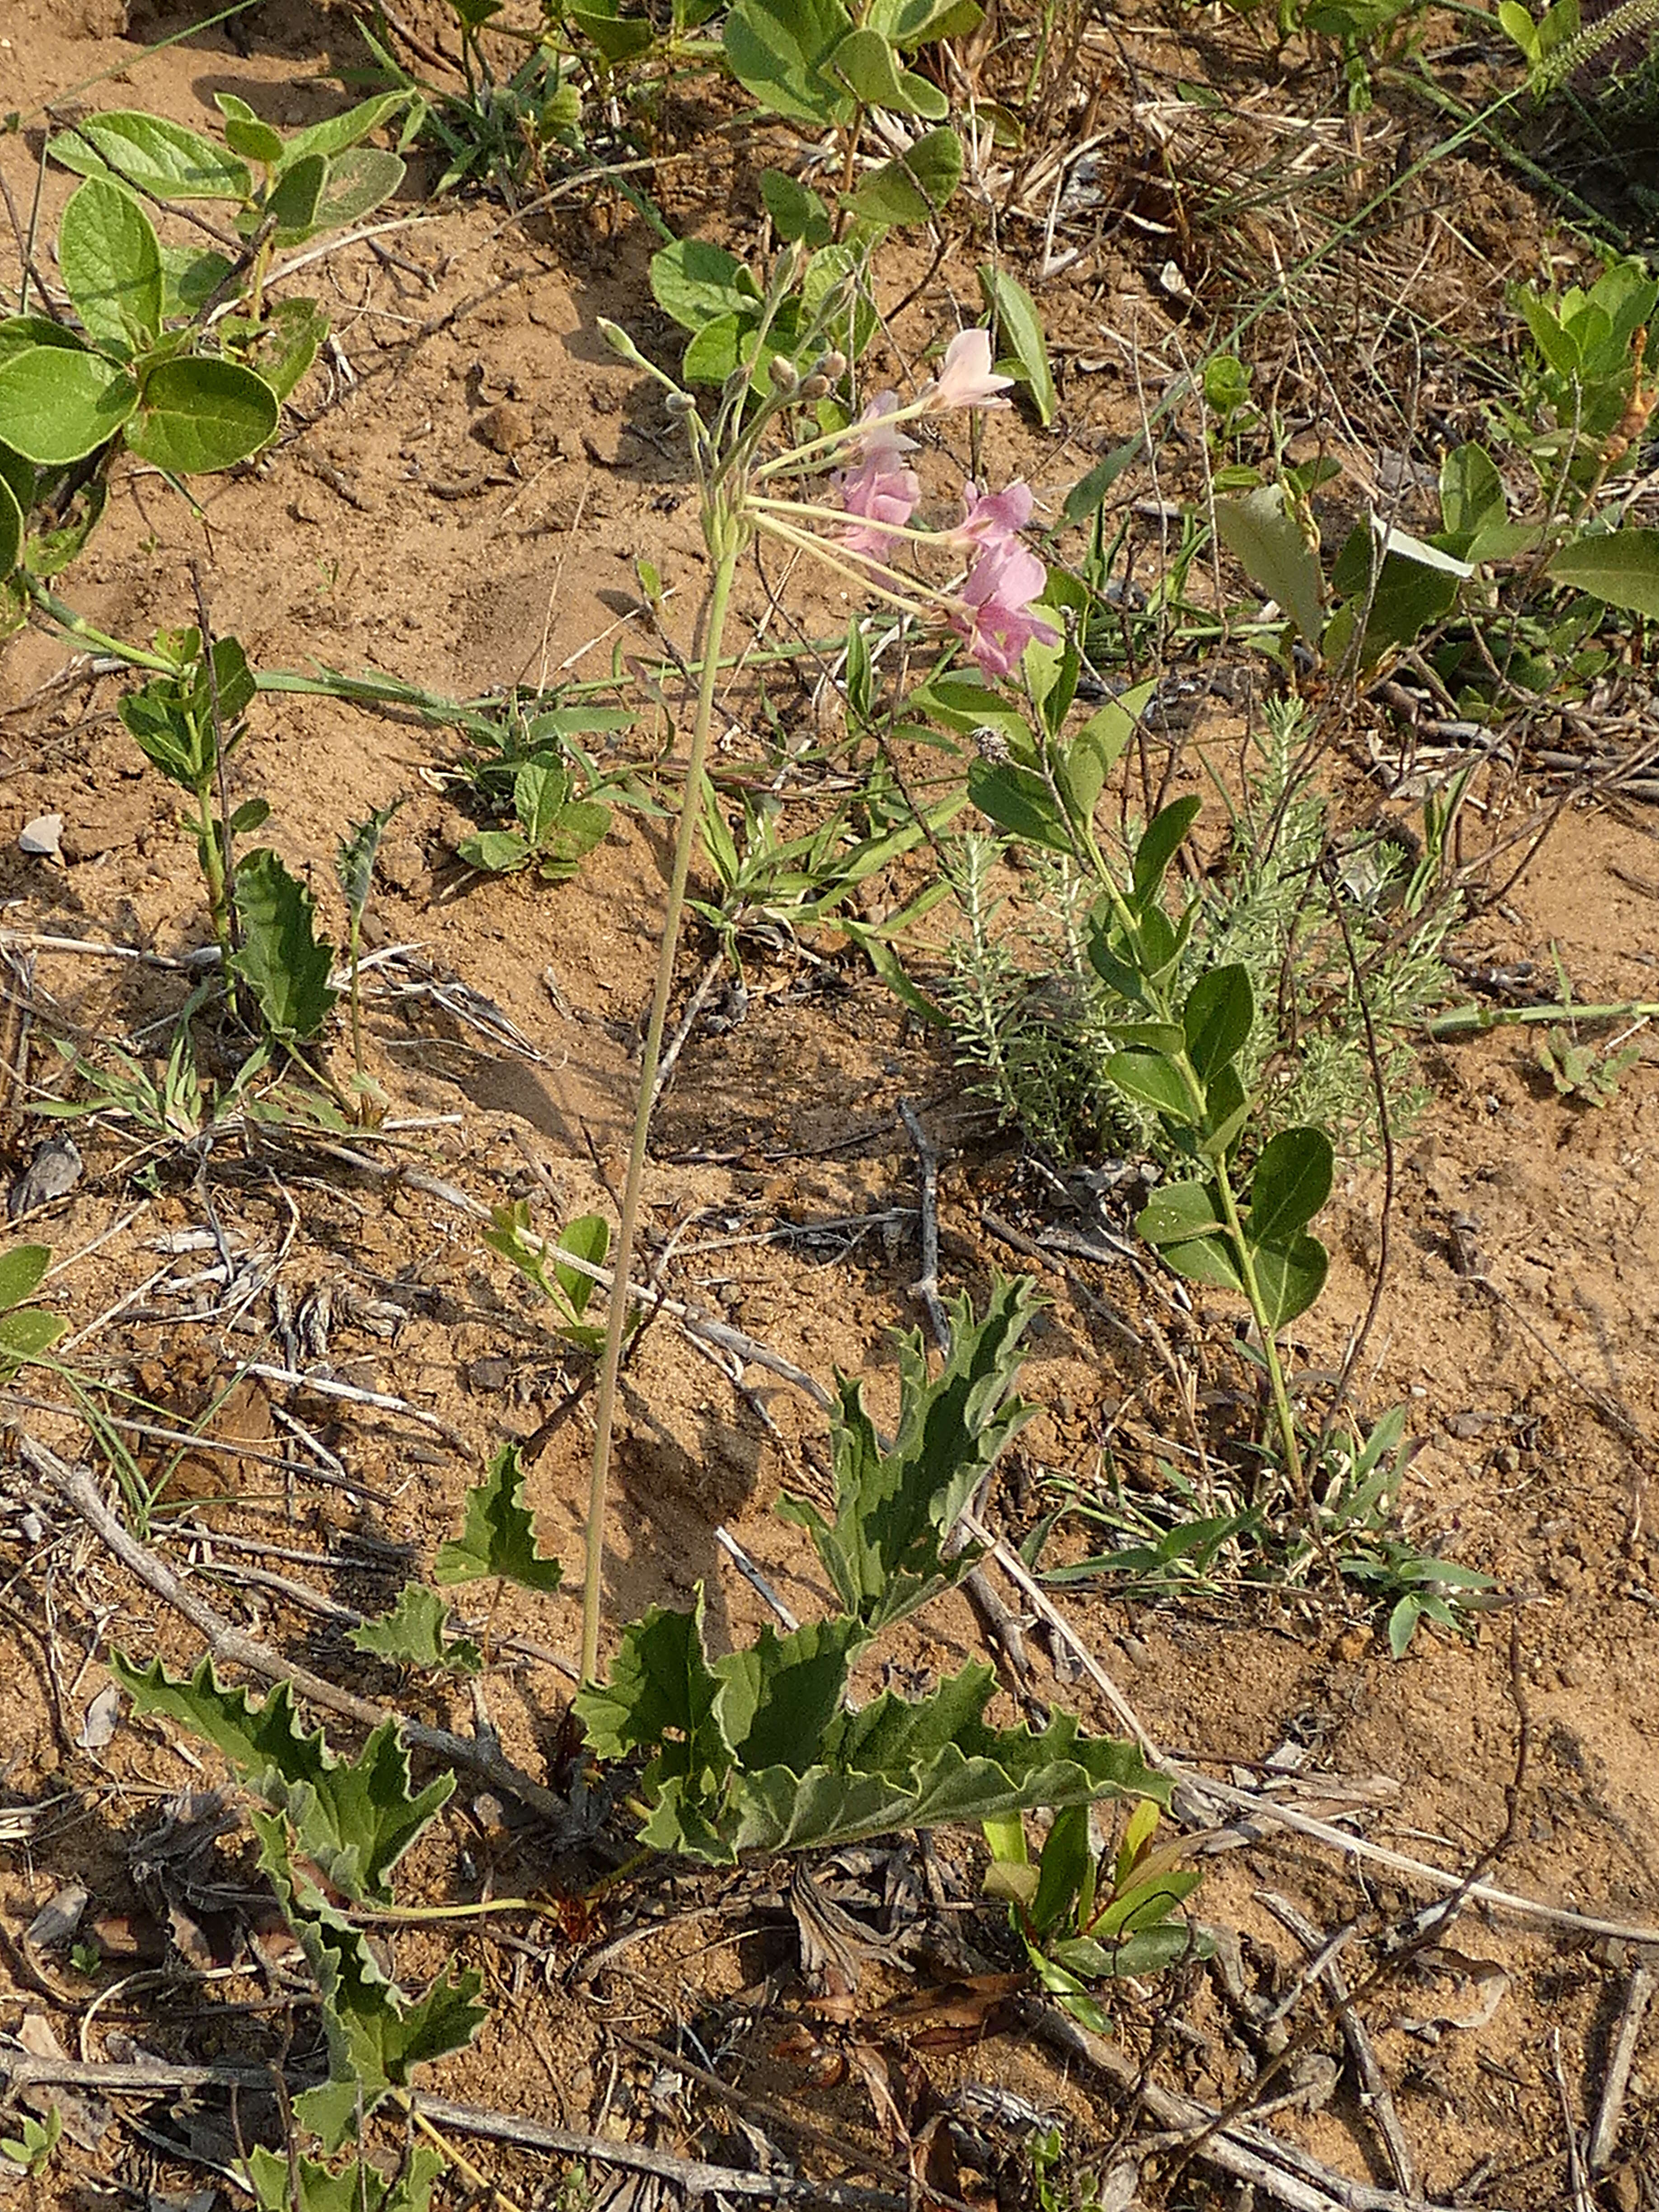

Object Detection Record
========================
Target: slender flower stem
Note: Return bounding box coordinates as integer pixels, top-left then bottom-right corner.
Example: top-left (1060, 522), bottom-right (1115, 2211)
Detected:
top-left (747, 492), bottom-right (972, 552)
top-left (751, 512), bottom-right (962, 622)
top-left (580, 538), bottom-right (741, 1686)
top-left (750, 393), bottom-right (934, 481)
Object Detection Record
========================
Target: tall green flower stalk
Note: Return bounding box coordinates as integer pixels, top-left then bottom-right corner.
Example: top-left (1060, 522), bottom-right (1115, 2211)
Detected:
top-left (577, 274), bottom-right (1060, 1683)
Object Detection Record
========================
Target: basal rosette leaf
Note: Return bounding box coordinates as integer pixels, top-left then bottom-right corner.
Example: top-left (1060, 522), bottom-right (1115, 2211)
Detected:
top-left (575, 1589), bottom-right (730, 1783)
top-left (242, 2144), bottom-right (445, 2212)
top-left (433, 1442), bottom-right (565, 1593)
top-left (776, 1274), bottom-right (1037, 1633)
top-left (112, 1654), bottom-right (452, 1903)
top-left (230, 847), bottom-right (339, 1042)
top-left (349, 1583), bottom-right (483, 1674)
top-left (258, 1813), bottom-right (485, 2151)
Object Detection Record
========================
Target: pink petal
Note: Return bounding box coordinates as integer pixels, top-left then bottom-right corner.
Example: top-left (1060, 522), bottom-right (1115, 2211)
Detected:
top-left (927, 328), bottom-right (1014, 412)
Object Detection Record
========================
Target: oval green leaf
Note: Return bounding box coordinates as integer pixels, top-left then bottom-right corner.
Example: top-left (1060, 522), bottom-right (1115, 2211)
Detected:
top-left (59, 174), bottom-right (164, 351)
top-left (126, 356), bottom-right (279, 473)
top-left (0, 1306), bottom-right (67, 1362)
top-left (724, 0), bottom-right (856, 124)
top-left (1131, 794), bottom-right (1201, 904)
top-left (1182, 962), bottom-right (1254, 1084)
top-left (852, 125), bottom-right (962, 228)
top-left (47, 112), bottom-right (252, 202)
top-left (0, 344), bottom-right (136, 464)
top-left (1249, 1230), bottom-right (1329, 1332)
top-left (1547, 529), bottom-right (1659, 619)
top-left (1214, 483), bottom-right (1325, 643)
top-left (1248, 1125), bottom-right (1334, 1245)
top-left (1105, 1048), bottom-right (1195, 1124)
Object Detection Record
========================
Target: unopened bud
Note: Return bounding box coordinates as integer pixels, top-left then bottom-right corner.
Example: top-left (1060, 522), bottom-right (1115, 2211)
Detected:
top-left (799, 374), bottom-right (830, 400)
top-left (596, 317), bottom-right (649, 370)
top-left (768, 353), bottom-right (800, 393)
top-left (664, 391), bottom-right (695, 417)
top-left (817, 350), bottom-right (848, 383)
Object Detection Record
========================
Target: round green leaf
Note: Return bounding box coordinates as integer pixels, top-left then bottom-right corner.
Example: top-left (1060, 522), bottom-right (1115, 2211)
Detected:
top-left (0, 344), bottom-right (136, 464)
top-left (58, 174), bottom-right (164, 351)
top-left (223, 113), bottom-right (286, 166)
top-left (649, 238), bottom-right (756, 333)
top-left (126, 356), bottom-right (278, 473)
top-left (853, 126), bottom-right (963, 228)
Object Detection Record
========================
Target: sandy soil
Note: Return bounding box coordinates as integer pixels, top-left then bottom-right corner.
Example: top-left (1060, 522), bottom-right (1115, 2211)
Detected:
top-left (1, 2), bottom-right (1657, 2208)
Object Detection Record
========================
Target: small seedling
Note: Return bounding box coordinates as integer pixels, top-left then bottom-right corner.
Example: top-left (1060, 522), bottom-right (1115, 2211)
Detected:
top-left (0, 2103), bottom-right (62, 2178)
top-left (1537, 1025), bottom-right (1641, 1104)
top-left (984, 1796), bottom-right (1209, 2032)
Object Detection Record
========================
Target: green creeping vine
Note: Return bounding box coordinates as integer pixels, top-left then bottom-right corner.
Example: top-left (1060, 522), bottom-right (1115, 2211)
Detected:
top-left (1, 93), bottom-right (416, 625)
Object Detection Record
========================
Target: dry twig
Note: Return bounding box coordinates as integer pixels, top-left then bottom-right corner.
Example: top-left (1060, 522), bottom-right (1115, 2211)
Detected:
top-left (18, 1437), bottom-right (585, 1830)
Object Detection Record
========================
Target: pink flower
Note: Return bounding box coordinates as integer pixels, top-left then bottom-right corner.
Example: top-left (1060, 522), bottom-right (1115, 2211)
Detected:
top-left (834, 447), bottom-right (921, 558)
top-left (951, 537), bottom-right (1058, 677)
top-left (850, 389), bottom-right (917, 462)
top-left (957, 478), bottom-right (1034, 547)
top-left (925, 328), bottom-right (1013, 413)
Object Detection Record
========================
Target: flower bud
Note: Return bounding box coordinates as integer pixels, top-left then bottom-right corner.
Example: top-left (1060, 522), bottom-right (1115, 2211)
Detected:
top-left (817, 350), bottom-right (848, 383)
top-left (798, 374), bottom-right (830, 399)
top-left (596, 317), bottom-right (650, 370)
top-left (664, 391), bottom-right (696, 417)
top-left (768, 353), bottom-right (800, 393)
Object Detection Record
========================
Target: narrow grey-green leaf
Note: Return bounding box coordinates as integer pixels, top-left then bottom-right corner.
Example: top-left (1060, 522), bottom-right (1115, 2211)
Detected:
top-left (977, 266), bottom-right (1056, 427)
top-left (1215, 484), bottom-right (1325, 643)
